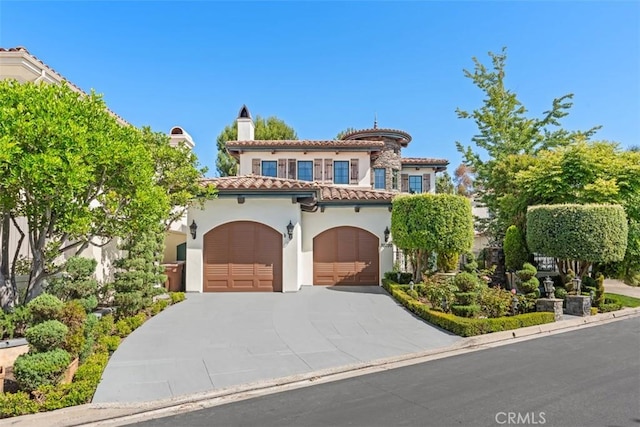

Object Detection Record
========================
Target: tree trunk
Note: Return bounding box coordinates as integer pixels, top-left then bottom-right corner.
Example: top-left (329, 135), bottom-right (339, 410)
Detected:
top-left (0, 213), bottom-right (15, 310)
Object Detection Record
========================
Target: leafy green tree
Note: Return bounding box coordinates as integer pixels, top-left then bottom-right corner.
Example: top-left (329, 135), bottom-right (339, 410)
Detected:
top-left (436, 172), bottom-right (455, 194)
top-left (526, 204), bottom-right (628, 280)
top-left (216, 115), bottom-right (297, 176)
top-left (516, 141), bottom-right (640, 283)
top-left (455, 48), bottom-right (599, 241)
top-left (391, 194), bottom-right (474, 280)
top-left (0, 80), bottom-right (213, 306)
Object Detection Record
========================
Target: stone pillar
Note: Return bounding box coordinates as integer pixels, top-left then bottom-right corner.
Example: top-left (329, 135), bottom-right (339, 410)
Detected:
top-left (536, 298), bottom-right (563, 321)
top-left (565, 295), bottom-right (591, 317)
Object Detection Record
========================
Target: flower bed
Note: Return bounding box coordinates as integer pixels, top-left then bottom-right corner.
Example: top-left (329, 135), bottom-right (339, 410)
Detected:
top-left (382, 280), bottom-right (555, 337)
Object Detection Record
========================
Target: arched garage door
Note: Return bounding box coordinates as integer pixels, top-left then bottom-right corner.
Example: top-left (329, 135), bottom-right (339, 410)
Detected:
top-left (313, 226), bottom-right (379, 286)
top-left (203, 221), bottom-right (282, 292)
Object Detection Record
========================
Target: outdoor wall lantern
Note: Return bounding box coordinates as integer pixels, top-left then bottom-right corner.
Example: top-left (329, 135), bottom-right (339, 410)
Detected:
top-left (384, 226), bottom-right (390, 243)
top-left (572, 277), bottom-right (582, 294)
top-left (286, 220), bottom-right (294, 240)
top-left (543, 276), bottom-right (555, 299)
top-left (189, 220), bottom-right (198, 239)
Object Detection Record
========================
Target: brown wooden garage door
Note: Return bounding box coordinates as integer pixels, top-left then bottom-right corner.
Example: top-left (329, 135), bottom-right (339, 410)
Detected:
top-left (313, 226), bottom-right (379, 286)
top-left (203, 221), bottom-right (282, 292)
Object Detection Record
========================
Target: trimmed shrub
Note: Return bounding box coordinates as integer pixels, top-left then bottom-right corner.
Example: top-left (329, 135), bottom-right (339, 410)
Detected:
top-left (454, 292), bottom-right (477, 306)
top-left (0, 391), bottom-right (39, 418)
top-left (95, 314), bottom-right (115, 338)
top-left (25, 320), bottom-right (68, 353)
top-left (453, 272), bottom-right (479, 292)
top-left (406, 289), bottom-right (419, 300)
top-left (150, 299), bottom-right (170, 316)
top-left (126, 312), bottom-right (147, 331)
top-left (114, 291), bottom-right (143, 319)
top-left (451, 304), bottom-right (480, 318)
top-left (381, 280), bottom-right (555, 337)
top-left (504, 225), bottom-right (528, 271)
top-left (437, 251), bottom-right (459, 273)
top-left (98, 335), bottom-right (121, 352)
top-left (114, 319), bottom-right (132, 338)
top-left (554, 287), bottom-right (568, 300)
top-left (423, 278), bottom-right (457, 311)
top-left (46, 257), bottom-right (99, 310)
top-left (169, 292), bottom-right (186, 304)
top-left (27, 293), bottom-right (64, 324)
top-left (0, 306), bottom-right (31, 340)
top-left (13, 348), bottom-right (71, 391)
top-left (383, 271), bottom-right (414, 285)
top-left (599, 302), bottom-right (622, 313)
top-left (478, 286), bottom-right (513, 318)
top-left (527, 204), bottom-right (628, 264)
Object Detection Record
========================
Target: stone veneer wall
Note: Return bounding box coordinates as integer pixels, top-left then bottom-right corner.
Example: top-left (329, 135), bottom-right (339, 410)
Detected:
top-left (371, 139), bottom-right (402, 192)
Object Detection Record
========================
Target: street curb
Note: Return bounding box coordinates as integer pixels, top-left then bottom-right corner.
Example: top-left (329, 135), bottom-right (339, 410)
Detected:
top-left (4, 307), bottom-right (639, 427)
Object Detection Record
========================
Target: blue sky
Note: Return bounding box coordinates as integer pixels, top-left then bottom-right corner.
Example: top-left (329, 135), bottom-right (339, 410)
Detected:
top-left (1, 1), bottom-right (638, 177)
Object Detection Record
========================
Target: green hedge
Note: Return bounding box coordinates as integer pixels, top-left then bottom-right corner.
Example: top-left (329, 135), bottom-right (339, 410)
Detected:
top-left (527, 204), bottom-right (628, 263)
top-left (382, 280), bottom-right (555, 337)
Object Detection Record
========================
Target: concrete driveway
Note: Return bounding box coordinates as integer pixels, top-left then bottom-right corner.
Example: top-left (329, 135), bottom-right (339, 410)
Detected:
top-left (92, 286), bottom-right (460, 403)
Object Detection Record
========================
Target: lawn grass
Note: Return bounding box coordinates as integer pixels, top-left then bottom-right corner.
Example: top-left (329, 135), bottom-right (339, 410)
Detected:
top-left (604, 293), bottom-right (640, 308)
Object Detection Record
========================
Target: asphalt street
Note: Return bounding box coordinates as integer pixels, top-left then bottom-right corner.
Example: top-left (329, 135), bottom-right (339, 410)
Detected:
top-left (133, 317), bottom-right (640, 427)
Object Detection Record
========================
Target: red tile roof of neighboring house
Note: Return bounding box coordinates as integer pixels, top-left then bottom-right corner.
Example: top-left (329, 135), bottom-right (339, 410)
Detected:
top-left (0, 46), bottom-right (129, 125)
top-left (200, 175), bottom-right (394, 203)
top-left (226, 140), bottom-right (385, 151)
top-left (401, 157), bottom-right (449, 165)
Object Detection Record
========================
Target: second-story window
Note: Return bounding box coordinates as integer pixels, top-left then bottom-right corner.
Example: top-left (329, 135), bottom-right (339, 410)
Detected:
top-left (261, 160), bottom-right (277, 177)
top-left (374, 168), bottom-right (386, 189)
top-left (334, 161), bottom-right (349, 184)
top-left (409, 176), bottom-right (422, 193)
top-left (392, 170), bottom-right (399, 190)
top-left (298, 161), bottom-right (313, 181)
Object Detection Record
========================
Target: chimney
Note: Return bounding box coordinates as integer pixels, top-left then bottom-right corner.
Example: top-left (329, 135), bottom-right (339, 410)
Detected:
top-left (237, 105), bottom-right (254, 140)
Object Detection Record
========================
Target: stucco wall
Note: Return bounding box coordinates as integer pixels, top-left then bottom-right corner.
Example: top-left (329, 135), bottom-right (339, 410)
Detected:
top-left (186, 197), bottom-right (302, 293)
top-left (300, 206), bottom-right (393, 287)
top-left (238, 151), bottom-right (372, 187)
top-left (164, 231), bottom-right (186, 263)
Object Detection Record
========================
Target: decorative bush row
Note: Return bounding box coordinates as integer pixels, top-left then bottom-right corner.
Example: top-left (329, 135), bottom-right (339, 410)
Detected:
top-left (382, 280), bottom-right (555, 337)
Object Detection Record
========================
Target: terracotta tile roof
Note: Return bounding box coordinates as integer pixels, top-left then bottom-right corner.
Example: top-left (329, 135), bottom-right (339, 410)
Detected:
top-left (319, 185), bottom-right (395, 202)
top-left (401, 157), bottom-right (449, 165)
top-left (226, 140), bottom-right (385, 150)
top-left (201, 175), bottom-right (317, 191)
top-left (0, 47), bottom-right (129, 125)
top-left (341, 128), bottom-right (412, 144)
top-left (200, 175), bottom-right (394, 203)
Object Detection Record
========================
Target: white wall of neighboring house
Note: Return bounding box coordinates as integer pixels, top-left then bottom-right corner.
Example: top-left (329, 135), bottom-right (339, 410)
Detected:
top-left (186, 197), bottom-right (302, 293)
top-left (237, 151), bottom-right (373, 188)
top-left (300, 206), bottom-right (393, 287)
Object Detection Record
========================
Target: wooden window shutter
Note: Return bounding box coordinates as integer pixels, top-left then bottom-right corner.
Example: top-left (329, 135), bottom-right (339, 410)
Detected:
top-left (277, 159), bottom-right (286, 178)
top-left (252, 159), bottom-right (261, 175)
top-left (314, 159), bottom-right (322, 181)
top-left (350, 159), bottom-right (359, 184)
top-left (288, 159), bottom-right (296, 179)
top-left (324, 159), bottom-right (333, 182)
top-left (401, 173), bottom-right (409, 192)
top-left (423, 174), bottom-right (431, 193)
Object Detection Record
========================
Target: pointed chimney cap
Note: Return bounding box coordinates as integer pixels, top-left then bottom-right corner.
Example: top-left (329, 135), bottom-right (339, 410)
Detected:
top-left (238, 105), bottom-right (252, 119)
